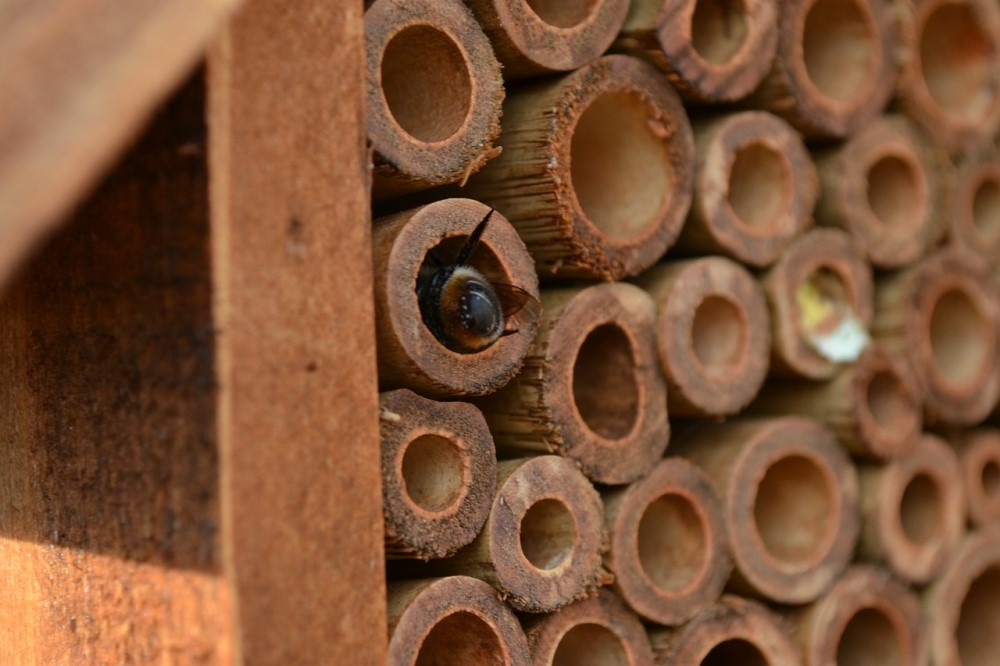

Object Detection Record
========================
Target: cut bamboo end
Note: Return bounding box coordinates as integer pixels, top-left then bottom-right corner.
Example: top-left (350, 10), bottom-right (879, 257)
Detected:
top-left (925, 528), bottom-right (1000, 666)
top-left (677, 112), bottom-right (816, 267)
top-left (462, 54), bottom-right (694, 280)
top-left (898, 0), bottom-right (1000, 155)
top-left (950, 429), bottom-right (1000, 527)
top-left (638, 258), bottom-right (770, 418)
top-left (792, 565), bottom-right (926, 666)
top-left (466, 0), bottom-right (630, 79)
top-left (523, 589), bottom-right (655, 666)
top-left (372, 199), bottom-right (540, 397)
top-left (480, 283), bottom-right (668, 485)
top-left (750, 344), bottom-right (921, 460)
top-left (749, 0), bottom-right (896, 137)
top-left (874, 246), bottom-right (1000, 425)
top-left (616, 0), bottom-right (778, 102)
top-left (857, 434), bottom-right (965, 584)
top-left (387, 576), bottom-right (531, 665)
top-left (603, 458), bottom-right (732, 626)
top-left (445, 456), bottom-right (608, 613)
top-left (648, 595), bottom-right (802, 665)
top-left (814, 115), bottom-right (946, 268)
top-left (365, 0), bottom-right (504, 199)
top-left (379, 390), bottom-right (496, 560)
top-left (763, 228), bottom-right (874, 380)
top-left (950, 148), bottom-right (1000, 261)
top-left (673, 417), bottom-right (859, 604)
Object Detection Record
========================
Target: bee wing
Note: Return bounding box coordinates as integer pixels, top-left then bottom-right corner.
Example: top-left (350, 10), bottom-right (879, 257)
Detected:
top-left (493, 282), bottom-right (540, 325)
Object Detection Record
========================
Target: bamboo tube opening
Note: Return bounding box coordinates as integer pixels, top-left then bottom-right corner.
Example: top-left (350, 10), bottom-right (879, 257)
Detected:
top-left (637, 493), bottom-right (709, 594)
top-left (691, 0), bottom-right (750, 64)
top-left (692, 296), bottom-right (749, 377)
top-left (864, 370), bottom-right (912, 436)
top-left (551, 624), bottom-right (629, 666)
top-left (572, 323), bottom-right (640, 440)
top-left (865, 155), bottom-right (924, 231)
top-left (701, 639), bottom-right (768, 666)
top-left (570, 92), bottom-right (672, 241)
top-left (799, 266), bottom-right (854, 343)
top-left (753, 454), bottom-right (836, 566)
top-left (728, 143), bottom-right (793, 235)
top-left (520, 498), bottom-right (578, 571)
top-left (401, 434), bottom-right (467, 513)
top-left (928, 288), bottom-right (991, 388)
top-left (983, 461), bottom-right (1000, 499)
top-left (802, 0), bottom-right (876, 103)
top-left (973, 178), bottom-right (1000, 239)
top-left (381, 26), bottom-right (472, 143)
top-left (525, 0), bottom-right (599, 28)
top-left (899, 473), bottom-right (944, 547)
top-left (919, 4), bottom-right (995, 124)
top-left (835, 608), bottom-right (902, 666)
top-left (415, 611), bottom-right (504, 665)
top-left (956, 566), bottom-right (1000, 666)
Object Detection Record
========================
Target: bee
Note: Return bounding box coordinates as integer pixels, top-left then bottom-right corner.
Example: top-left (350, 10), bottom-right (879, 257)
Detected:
top-left (417, 208), bottom-right (539, 353)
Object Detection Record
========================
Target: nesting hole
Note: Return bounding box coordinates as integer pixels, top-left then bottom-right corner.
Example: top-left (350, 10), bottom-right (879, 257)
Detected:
top-left (753, 455), bottom-right (836, 566)
top-left (866, 155), bottom-right (925, 229)
top-left (920, 3), bottom-right (997, 122)
top-left (402, 435), bottom-right (466, 513)
top-left (415, 611), bottom-right (504, 666)
top-left (865, 370), bottom-right (913, 434)
top-left (899, 473), bottom-right (944, 546)
top-left (701, 639), bottom-right (768, 666)
top-left (973, 178), bottom-right (1000, 240)
top-left (728, 142), bottom-right (793, 234)
top-left (836, 607), bottom-right (903, 666)
top-left (691, 0), bottom-right (750, 64)
top-left (570, 92), bottom-right (672, 240)
top-left (638, 493), bottom-right (708, 593)
top-left (692, 295), bottom-right (749, 377)
top-left (798, 267), bottom-right (852, 337)
top-left (526, 0), bottom-right (599, 28)
top-left (982, 460), bottom-right (1000, 500)
top-left (552, 623), bottom-right (629, 666)
top-left (381, 26), bottom-right (472, 143)
top-left (572, 324), bottom-right (640, 440)
top-left (929, 288), bottom-right (991, 387)
top-left (957, 566), bottom-right (1000, 666)
top-left (802, 0), bottom-right (876, 102)
top-left (520, 499), bottom-right (577, 570)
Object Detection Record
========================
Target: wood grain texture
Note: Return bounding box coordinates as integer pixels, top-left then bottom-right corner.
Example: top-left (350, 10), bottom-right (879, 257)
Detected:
top-left (208, 0), bottom-right (387, 663)
top-left (0, 0), bottom-right (241, 288)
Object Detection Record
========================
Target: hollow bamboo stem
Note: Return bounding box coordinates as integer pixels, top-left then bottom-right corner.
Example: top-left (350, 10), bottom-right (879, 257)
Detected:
top-left (479, 282), bottom-right (668, 485)
top-left (950, 429), bottom-right (1000, 527)
top-left (949, 147), bottom-right (1000, 261)
top-left (462, 54), bottom-right (694, 280)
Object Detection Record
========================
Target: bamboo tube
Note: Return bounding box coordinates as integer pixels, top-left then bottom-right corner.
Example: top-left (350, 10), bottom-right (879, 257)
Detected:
top-left (790, 565), bottom-right (926, 666)
top-left (379, 389), bottom-right (496, 560)
top-left (387, 576), bottom-right (531, 665)
top-left (602, 458), bottom-right (731, 626)
top-left (372, 199), bottom-right (540, 397)
top-left (418, 456), bottom-right (608, 613)
top-left (671, 417), bottom-right (859, 604)
top-left (949, 147), bottom-right (1000, 262)
top-left (479, 282), bottom-right (668, 485)
top-left (856, 434), bottom-right (965, 584)
top-left (747, 0), bottom-right (897, 137)
top-left (462, 54), bottom-right (694, 280)
top-left (615, 0), bottom-right (778, 103)
top-left (465, 0), bottom-right (630, 80)
top-left (814, 115), bottom-right (947, 268)
top-left (677, 112), bottom-right (817, 268)
top-left (896, 0), bottom-right (1000, 155)
top-left (924, 527), bottom-right (1000, 666)
top-left (365, 0), bottom-right (504, 199)
top-left (749, 344), bottom-right (922, 460)
top-left (762, 228), bottom-right (874, 380)
top-left (522, 589), bottom-right (655, 666)
top-left (648, 595), bottom-right (802, 666)
top-left (873, 246), bottom-right (1000, 425)
top-left (949, 429), bottom-right (1000, 527)
top-left (637, 258), bottom-right (770, 417)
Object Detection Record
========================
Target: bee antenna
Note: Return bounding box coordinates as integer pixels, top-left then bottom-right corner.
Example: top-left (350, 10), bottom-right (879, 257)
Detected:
top-left (455, 207), bottom-right (495, 266)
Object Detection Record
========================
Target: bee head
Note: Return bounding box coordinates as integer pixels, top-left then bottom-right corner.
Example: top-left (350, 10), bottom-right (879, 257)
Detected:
top-left (434, 267), bottom-right (505, 352)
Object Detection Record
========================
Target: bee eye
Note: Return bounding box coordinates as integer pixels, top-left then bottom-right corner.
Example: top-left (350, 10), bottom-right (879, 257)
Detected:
top-left (456, 280), bottom-right (502, 336)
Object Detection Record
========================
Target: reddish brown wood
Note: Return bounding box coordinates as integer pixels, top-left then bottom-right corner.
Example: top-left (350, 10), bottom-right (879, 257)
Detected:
top-left (951, 429), bottom-right (1000, 526)
top-left (949, 146), bottom-right (1000, 261)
